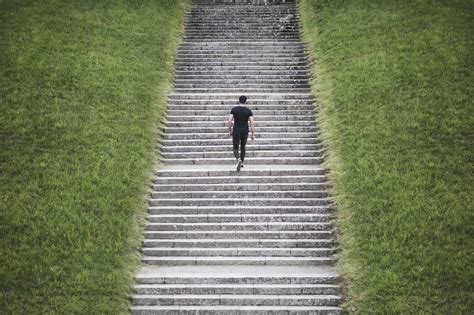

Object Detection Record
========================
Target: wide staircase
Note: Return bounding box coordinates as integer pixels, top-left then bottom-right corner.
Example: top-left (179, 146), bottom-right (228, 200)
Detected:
top-left (131, 0), bottom-right (342, 313)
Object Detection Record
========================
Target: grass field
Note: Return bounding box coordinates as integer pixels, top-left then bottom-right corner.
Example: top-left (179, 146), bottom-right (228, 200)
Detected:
top-left (299, 0), bottom-right (473, 313)
top-left (0, 0), bottom-right (190, 312)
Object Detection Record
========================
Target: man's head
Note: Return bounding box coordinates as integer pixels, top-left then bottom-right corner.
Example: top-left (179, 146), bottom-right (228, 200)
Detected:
top-left (239, 95), bottom-right (247, 104)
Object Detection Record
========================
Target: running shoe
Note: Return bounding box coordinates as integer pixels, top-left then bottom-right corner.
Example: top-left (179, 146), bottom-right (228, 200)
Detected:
top-left (236, 159), bottom-right (242, 172)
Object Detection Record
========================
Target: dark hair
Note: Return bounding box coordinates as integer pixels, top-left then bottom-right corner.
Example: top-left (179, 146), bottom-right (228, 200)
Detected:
top-left (239, 95), bottom-right (247, 104)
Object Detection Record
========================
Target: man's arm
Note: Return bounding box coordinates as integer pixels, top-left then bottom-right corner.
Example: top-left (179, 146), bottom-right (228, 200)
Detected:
top-left (249, 116), bottom-right (256, 140)
top-left (227, 114), bottom-right (233, 137)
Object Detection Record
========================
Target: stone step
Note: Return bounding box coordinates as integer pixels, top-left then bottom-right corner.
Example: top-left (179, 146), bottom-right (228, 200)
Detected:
top-left (184, 31), bottom-right (297, 35)
top-left (165, 109), bottom-right (314, 116)
top-left (152, 183), bottom-right (326, 192)
top-left (135, 266), bottom-right (339, 284)
top-left (182, 37), bottom-right (301, 41)
top-left (143, 239), bottom-right (333, 248)
top-left (181, 40), bottom-right (302, 45)
top-left (149, 197), bottom-right (328, 207)
top-left (142, 256), bottom-right (334, 266)
top-left (174, 79), bottom-right (310, 84)
top-left (147, 213), bottom-right (331, 223)
top-left (163, 126), bottom-right (316, 134)
top-left (133, 293), bottom-right (340, 306)
top-left (161, 144), bottom-right (322, 153)
top-left (166, 100), bottom-right (314, 106)
top-left (167, 102), bottom-right (314, 108)
top-left (187, 11), bottom-right (297, 15)
top-left (174, 70), bottom-right (310, 77)
top-left (174, 84), bottom-right (311, 90)
top-left (161, 141), bottom-right (321, 151)
top-left (174, 81), bottom-right (310, 86)
top-left (177, 52), bottom-right (306, 57)
top-left (178, 45), bottom-right (304, 51)
top-left (149, 205), bottom-right (331, 215)
top-left (163, 121), bottom-right (317, 129)
top-left (146, 221), bottom-right (331, 231)
top-left (131, 305), bottom-right (342, 315)
top-left (184, 24), bottom-right (297, 28)
top-left (165, 114), bottom-right (313, 121)
top-left (173, 88), bottom-right (312, 93)
top-left (177, 50), bottom-right (306, 56)
top-left (174, 76), bottom-right (310, 82)
top-left (163, 133), bottom-right (316, 141)
top-left (161, 157), bottom-right (323, 165)
top-left (163, 122), bottom-right (316, 129)
top-left (175, 65), bottom-right (307, 71)
top-left (155, 168), bottom-right (326, 177)
top-left (161, 138), bottom-right (319, 147)
top-left (162, 132), bottom-right (316, 140)
top-left (161, 150), bottom-right (321, 160)
top-left (177, 59), bottom-right (306, 65)
top-left (134, 283), bottom-right (339, 295)
top-left (167, 93), bottom-right (313, 100)
top-left (154, 174), bottom-right (325, 184)
top-left (183, 28), bottom-right (298, 31)
top-left (141, 247), bottom-right (334, 257)
top-left (185, 20), bottom-right (298, 23)
top-left (185, 18), bottom-right (298, 22)
top-left (179, 41), bottom-right (303, 46)
top-left (145, 230), bottom-right (333, 240)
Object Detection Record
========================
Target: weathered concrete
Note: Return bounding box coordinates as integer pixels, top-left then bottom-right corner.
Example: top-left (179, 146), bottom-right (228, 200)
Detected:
top-left (132, 1), bottom-right (342, 313)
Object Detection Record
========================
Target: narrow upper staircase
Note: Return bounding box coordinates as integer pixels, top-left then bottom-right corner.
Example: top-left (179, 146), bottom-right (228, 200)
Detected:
top-left (132, 0), bottom-right (342, 313)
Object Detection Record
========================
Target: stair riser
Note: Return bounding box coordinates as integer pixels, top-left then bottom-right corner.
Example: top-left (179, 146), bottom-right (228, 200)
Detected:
top-left (161, 139), bottom-right (319, 147)
top-left (154, 174), bottom-right (325, 183)
top-left (165, 121), bottom-right (317, 128)
top-left (149, 207), bottom-right (331, 215)
top-left (143, 240), bottom-right (332, 248)
top-left (182, 36), bottom-right (300, 40)
top-left (162, 158), bottom-right (323, 165)
top-left (135, 276), bottom-right (338, 285)
top-left (162, 134), bottom-right (317, 141)
top-left (173, 88), bottom-right (311, 93)
top-left (133, 296), bottom-right (340, 307)
top-left (176, 55), bottom-right (306, 59)
top-left (145, 232), bottom-right (332, 240)
top-left (152, 184), bottom-right (326, 192)
top-left (167, 93), bottom-right (313, 99)
top-left (131, 308), bottom-right (342, 315)
top-left (148, 216), bottom-right (330, 223)
top-left (174, 81), bottom-right (310, 86)
top-left (134, 286), bottom-right (338, 295)
top-left (166, 104), bottom-right (314, 109)
top-left (142, 249), bottom-right (334, 257)
top-left (174, 84), bottom-right (311, 89)
top-left (161, 144), bottom-right (322, 153)
top-left (155, 169), bottom-right (325, 177)
top-left (161, 152), bottom-right (322, 159)
top-left (151, 191), bottom-right (327, 199)
top-left (163, 121), bottom-right (317, 128)
top-left (142, 258), bottom-right (334, 267)
top-left (146, 224), bottom-right (331, 232)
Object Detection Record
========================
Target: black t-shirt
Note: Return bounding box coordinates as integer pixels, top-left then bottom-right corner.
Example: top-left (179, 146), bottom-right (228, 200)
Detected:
top-left (231, 106), bottom-right (253, 133)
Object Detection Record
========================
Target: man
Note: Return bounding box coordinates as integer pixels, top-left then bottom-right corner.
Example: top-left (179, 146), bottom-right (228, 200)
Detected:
top-left (227, 95), bottom-right (256, 172)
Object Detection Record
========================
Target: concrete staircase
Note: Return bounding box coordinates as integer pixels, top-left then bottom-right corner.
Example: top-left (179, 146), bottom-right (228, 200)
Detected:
top-left (132, 0), bottom-right (342, 313)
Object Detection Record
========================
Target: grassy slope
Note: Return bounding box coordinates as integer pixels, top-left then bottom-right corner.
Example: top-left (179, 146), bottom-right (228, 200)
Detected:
top-left (299, 0), bottom-right (473, 313)
top-left (0, 0), bottom-right (189, 312)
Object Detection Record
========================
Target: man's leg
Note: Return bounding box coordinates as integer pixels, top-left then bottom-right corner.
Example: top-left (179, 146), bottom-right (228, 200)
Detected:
top-left (240, 132), bottom-right (249, 162)
top-left (232, 133), bottom-right (240, 160)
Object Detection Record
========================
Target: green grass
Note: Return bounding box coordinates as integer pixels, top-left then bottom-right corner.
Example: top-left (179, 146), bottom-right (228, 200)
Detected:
top-left (0, 0), bottom-right (190, 312)
top-left (299, 0), bottom-right (473, 313)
